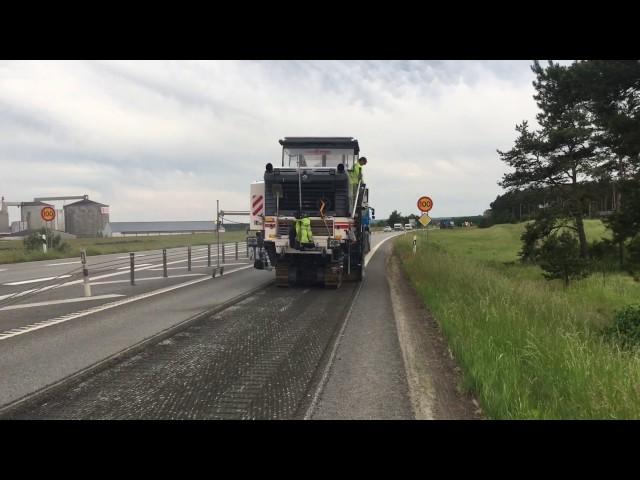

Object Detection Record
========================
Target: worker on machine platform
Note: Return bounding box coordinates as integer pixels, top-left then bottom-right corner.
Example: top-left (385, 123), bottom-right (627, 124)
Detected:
top-left (350, 156), bottom-right (367, 200)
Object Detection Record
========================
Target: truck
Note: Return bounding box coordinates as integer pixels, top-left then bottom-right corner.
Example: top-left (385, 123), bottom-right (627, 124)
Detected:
top-left (393, 223), bottom-right (403, 231)
top-left (439, 218), bottom-right (455, 229)
top-left (247, 137), bottom-right (374, 289)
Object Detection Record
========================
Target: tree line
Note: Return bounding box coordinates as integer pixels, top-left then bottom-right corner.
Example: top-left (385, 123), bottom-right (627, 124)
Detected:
top-left (493, 60), bottom-right (640, 284)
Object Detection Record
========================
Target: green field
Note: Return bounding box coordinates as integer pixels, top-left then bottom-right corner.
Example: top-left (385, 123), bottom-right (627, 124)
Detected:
top-left (0, 231), bottom-right (247, 265)
top-left (395, 220), bottom-right (640, 419)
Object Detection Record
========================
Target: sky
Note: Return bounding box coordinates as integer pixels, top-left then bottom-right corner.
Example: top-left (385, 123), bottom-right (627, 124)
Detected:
top-left (0, 60), bottom-right (563, 222)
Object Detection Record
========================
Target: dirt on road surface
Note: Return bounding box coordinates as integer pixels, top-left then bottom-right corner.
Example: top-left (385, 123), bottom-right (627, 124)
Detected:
top-left (387, 250), bottom-right (483, 420)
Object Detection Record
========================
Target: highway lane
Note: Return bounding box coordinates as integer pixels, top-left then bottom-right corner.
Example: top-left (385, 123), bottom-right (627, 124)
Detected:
top-left (1, 232), bottom-right (403, 419)
top-left (0, 263), bottom-right (273, 407)
top-left (0, 243), bottom-right (249, 331)
top-left (0, 232), bottom-right (402, 414)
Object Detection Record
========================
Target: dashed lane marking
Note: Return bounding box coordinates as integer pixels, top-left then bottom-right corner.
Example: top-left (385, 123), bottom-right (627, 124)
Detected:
top-left (0, 294), bottom-right (125, 311)
top-left (89, 274), bottom-right (206, 285)
top-left (45, 261), bottom-right (79, 267)
top-left (3, 275), bottom-right (72, 286)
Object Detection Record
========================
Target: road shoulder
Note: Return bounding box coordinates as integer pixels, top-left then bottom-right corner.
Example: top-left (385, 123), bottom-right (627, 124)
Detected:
top-left (310, 239), bottom-right (414, 420)
top-left (387, 249), bottom-right (483, 420)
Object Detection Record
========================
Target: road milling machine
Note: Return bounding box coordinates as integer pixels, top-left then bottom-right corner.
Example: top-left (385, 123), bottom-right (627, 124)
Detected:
top-left (247, 137), bottom-right (375, 288)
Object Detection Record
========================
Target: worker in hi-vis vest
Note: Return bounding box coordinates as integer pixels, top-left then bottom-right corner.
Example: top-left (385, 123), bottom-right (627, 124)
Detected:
top-left (350, 156), bottom-right (367, 199)
top-left (296, 217), bottom-right (313, 245)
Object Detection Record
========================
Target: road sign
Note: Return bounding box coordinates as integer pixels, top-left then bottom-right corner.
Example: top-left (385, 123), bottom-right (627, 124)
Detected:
top-left (417, 196), bottom-right (433, 213)
top-left (418, 213), bottom-right (432, 227)
top-left (41, 206), bottom-right (56, 222)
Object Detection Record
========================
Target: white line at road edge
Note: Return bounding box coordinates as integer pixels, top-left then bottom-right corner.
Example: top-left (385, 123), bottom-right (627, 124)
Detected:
top-left (0, 265), bottom-right (254, 341)
top-left (364, 232), bottom-right (404, 267)
top-left (0, 294), bottom-right (125, 311)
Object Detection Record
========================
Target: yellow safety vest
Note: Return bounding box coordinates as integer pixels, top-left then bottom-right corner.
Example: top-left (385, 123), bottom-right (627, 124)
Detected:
top-left (296, 217), bottom-right (313, 244)
top-left (350, 162), bottom-right (362, 185)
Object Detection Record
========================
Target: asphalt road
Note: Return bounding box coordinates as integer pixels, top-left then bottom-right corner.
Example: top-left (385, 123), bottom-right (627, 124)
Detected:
top-left (0, 232), bottom-right (413, 419)
top-left (0, 243), bottom-right (249, 334)
top-left (309, 236), bottom-right (414, 419)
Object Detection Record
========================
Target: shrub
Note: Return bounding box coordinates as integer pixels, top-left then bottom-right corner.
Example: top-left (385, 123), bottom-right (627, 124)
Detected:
top-left (605, 304), bottom-right (640, 349)
top-left (538, 232), bottom-right (590, 287)
top-left (589, 239), bottom-right (618, 284)
top-left (22, 228), bottom-right (68, 253)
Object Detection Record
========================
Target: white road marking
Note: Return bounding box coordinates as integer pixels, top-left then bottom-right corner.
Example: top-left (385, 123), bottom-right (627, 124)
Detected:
top-left (0, 269), bottom-right (7, 272)
top-left (0, 294), bottom-right (125, 311)
top-left (89, 274), bottom-right (206, 285)
top-left (0, 284), bottom-right (64, 301)
top-left (0, 264), bottom-right (254, 341)
top-left (364, 233), bottom-right (403, 267)
top-left (116, 263), bottom-right (153, 270)
top-left (45, 261), bottom-right (79, 267)
top-left (148, 266), bottom-right (206, 271)
top-left (3, 275), bottom-right (72, 286)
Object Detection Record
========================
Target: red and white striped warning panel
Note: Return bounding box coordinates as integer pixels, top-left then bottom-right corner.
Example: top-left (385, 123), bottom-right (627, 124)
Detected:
top-left (252, 194), bottom-right (264, 216)
top-left (249, 181), bottom-right (266, 231)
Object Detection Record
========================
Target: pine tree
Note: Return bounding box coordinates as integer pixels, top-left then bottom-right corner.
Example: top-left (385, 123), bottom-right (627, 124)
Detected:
top-left (538, 232), bottom-right (590, 287)
top-left (499, 61), bottom-right (601, 258)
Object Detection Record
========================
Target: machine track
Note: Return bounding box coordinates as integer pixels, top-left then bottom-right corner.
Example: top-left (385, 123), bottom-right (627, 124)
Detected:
top-left (275, 263), bottom-right (290, 287)
top-left (323, 265), bottom-right (343, 289)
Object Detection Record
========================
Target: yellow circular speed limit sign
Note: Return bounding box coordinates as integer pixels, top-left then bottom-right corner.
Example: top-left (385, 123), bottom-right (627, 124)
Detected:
top-left (417, 196), bottom-right (433, 213)
top-left (41, 206), bottom-right (56, 222)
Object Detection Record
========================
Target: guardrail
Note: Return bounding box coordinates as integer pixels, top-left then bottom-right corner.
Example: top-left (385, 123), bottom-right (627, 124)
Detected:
top-left (0, 241), bottom-right (250, 310)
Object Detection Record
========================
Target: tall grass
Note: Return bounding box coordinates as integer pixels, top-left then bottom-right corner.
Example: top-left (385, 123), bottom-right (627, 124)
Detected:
top-left (396, 225), bottom-right (640, 419)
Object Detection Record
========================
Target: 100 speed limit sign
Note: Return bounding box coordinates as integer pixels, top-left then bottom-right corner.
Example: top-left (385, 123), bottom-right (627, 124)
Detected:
top-left (417, 196), bottom-right (433, 213)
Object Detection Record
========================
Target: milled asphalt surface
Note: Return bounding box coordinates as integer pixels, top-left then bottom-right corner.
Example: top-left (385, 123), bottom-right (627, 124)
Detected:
top-left (4, 285), bottom-right (358, 419)
top-left (1, 232), bottom-right (416, 420)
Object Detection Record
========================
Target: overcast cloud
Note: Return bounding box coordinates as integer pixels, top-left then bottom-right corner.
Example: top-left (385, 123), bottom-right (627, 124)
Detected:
top-left (0, 60), bottom-right (556, 222)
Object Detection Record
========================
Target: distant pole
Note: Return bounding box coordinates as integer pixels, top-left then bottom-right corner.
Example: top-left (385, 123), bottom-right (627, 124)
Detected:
top-left (187, 245), bottom-right (192, 271)
top-left (413, 234), bottom-right (417, 255)
top-left (235, 241), bottom-right (238, 260)
top-left (130, 252), bottom-right (135, 285)
top-left (81, 249), bottom-right (91, 297)
top-left (163, 249), bottom-right (168, 277)
top-left (207, 244), bottom-right (211, 267)
top-left (217, 200), bottom-right (220, 271)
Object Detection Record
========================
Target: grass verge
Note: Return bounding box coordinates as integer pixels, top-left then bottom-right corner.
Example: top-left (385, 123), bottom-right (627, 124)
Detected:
top-left (395, 224), bottom-right (640, 419)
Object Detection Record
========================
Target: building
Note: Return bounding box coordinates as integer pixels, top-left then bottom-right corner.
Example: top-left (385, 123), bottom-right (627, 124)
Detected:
top-left (20, 201), bottom-right (55, 231)
top-left (64, 199), bottom-right (110, 237)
